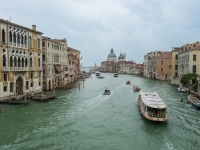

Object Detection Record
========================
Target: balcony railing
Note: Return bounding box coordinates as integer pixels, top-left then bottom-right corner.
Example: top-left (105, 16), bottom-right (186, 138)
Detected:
top-left (56, 73), bottom-right (61, 76)
top-left (38, 67), bottom-right (42, 70)
top-left (30, 67), bottom-right (35, 71)
top-left (3, 67), bottom-right (29, 71)
top-left (53, 62), bottom-right (67, 65)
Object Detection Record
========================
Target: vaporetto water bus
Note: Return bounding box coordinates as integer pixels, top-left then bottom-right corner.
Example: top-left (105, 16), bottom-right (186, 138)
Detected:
top-left (114, 73), bottom-right (118, 77)
top-left (138, 90), bottom-right (168, 122)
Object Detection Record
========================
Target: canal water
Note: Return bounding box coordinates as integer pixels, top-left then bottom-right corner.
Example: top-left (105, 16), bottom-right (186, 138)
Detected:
top-left (0, 73), bottom-right (200, 150)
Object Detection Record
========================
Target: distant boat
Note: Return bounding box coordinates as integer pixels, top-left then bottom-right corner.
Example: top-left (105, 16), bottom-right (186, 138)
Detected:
top-left (187, 95), bottom-right (200, 109)
top-left (96, 72), bottom-right (100, 76)
top-left (114, 73), bottom-right (118, 77)
top-left (126, 80), bottom-right (131, 85)
top-left (103, 89), bottom-right (111, 95)
top-left (138, 90), bottom-right (168, 122)
top-left (97, 76), bottom-right (104, 79)
top-left (177, 87), bottom-right (186, 92)
top-left (133, 86), bottom-right (140, 92)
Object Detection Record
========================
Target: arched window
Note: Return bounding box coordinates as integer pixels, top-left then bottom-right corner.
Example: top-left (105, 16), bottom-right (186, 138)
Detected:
top-left (14, 57), bottom-right (17, 67)
top-left (24, 35), bottom-right (27, 45)
top-left (22, 57), bottom-right (24, 67)
top-left (29, 36), bottom-right (32, 48)
top-left (10, 56), bottom-right (13, 67)
top-left (38, 58), bottom-right (40, 67)
top-left (25, 58), bottom-right (28, 67)
top-left (13, 33), bottom-right (16, 43)
top-left (3, 55), bottom-right (6, 67)
top-left (2, 29), bottom-right (5, 43)
top-left (17, 34), bottom-right (20, 44)
top-left (21, 35), bottom-right (24, 44)
top-left (30, 57), bottom-right (32, 67)
top-left (38, 38), bottom-right (40, 49)
top-left (18, 57), bottom-right (21, 67)
top-left (9, 31), bottom-right (12, 42)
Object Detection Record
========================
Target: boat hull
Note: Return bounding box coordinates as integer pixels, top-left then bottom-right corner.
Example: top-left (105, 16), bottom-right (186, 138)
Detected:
top-left (103, 92), bottom-right (111, 95)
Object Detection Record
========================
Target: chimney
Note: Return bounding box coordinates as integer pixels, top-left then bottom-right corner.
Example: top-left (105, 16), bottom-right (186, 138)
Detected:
top-left (32, 25), bottom-right (36, 31)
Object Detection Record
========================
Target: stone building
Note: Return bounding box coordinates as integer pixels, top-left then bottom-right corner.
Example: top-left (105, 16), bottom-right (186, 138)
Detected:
top-left (67, 47), bottom-right (81, 84)
top-left (178, 41), bottom-right (200, 77)
top-left (0, 19), bottom-right (42, 98)
top-left (42, 37), bottom-right (68, 90)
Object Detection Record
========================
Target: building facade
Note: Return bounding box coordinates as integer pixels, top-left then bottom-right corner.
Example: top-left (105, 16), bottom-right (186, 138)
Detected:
top-left (178, 41), bottom-right (200, 77)
top-left (0, 19), bottom-right (43, 98)
top-left (42, 37), bottom-right (68, 90)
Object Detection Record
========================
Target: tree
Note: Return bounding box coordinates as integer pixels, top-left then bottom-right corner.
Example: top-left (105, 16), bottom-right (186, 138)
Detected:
top-left (180, 73), bottom-right (198, 91)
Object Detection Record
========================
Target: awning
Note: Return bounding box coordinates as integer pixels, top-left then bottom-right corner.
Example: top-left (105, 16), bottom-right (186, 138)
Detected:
top-left (55, 65), bottom-right (63, 72)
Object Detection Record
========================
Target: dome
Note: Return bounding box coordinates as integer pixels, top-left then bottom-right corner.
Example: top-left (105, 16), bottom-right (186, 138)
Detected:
top-left (118, 55), bottom-right (124, 59)
top-left (107, 48), bottom-right (117, 58)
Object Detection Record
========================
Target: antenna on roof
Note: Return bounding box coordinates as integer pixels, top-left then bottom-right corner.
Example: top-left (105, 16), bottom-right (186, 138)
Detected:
top-left (9, 16), bottom-right (11, 22)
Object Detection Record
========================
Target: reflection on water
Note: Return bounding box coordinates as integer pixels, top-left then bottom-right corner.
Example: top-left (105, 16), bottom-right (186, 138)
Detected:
top-left (0, 73), bottom-right (200, 150)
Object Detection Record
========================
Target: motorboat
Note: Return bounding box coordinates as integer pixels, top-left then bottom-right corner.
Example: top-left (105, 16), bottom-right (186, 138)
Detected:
top-left (97, 76), bottom-right (104, 79)
top-left (96, 72), bottom-right (100, 76)
top-left (138, 90), bottom-right (168, 122)
top-left (177, 87), bottom-right (186, 92)
top-left (187, 95), bottom-right (200, 109)
top-left (114, 73), bottom-right (118, 77)
top-left (126, 80), bottom-right (131, 85)
top-left (133, 86), bottom-right (140, 92)
top-left (103, 89), bottom-right (111, 95)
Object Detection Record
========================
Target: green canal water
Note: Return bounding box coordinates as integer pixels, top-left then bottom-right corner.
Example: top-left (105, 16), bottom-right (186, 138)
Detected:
top-left (0, 73), bottom-right (200, 150)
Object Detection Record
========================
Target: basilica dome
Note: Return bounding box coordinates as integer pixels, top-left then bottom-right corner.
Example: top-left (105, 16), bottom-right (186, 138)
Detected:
top-left (118, 55), bottom-right (124, 59)
top-left (107, 48), bottom-right (117, 59)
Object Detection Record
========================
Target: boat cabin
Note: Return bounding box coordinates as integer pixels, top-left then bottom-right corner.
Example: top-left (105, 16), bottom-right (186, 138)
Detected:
top-left (96, 72), bottom-right (100, 76)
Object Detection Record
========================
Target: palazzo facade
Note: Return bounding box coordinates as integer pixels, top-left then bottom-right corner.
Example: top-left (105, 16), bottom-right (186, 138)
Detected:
top-left (0, 19), bottom-right (43, 98)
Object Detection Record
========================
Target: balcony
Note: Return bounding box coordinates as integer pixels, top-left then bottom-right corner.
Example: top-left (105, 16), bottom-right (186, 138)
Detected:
top-left (38, 67), bottom-right (42, 70)
top-left (3, 67), bottom-right (29, 71)
top-left (56, 73), bottom-right (61, 77)
top-left (30, 67), bottom-right (35, 71)
top-left (53, 62), bottom-right (67, 65)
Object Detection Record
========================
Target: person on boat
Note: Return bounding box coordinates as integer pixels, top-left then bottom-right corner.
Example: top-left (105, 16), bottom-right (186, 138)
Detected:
top-left (105, 89), bottom-right (107, 94)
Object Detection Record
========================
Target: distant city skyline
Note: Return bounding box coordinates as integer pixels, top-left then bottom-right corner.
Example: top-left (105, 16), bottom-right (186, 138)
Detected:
top-left (1, 0), bottom-right (200, 66)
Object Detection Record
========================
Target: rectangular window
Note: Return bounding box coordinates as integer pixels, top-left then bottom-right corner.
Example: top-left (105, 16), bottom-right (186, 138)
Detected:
top-left (193, 55), bottom-right (196, 61)
top-left (161, 60), bottom-right (163, 64)
top-left (26, 81), bottom-right (29, 89)
top-left (48, 42), bottom-right (49, 47)
top-left (39, 82), bottom-right (41, 86)
top-left (31, 82), bottom-right (33, 87)
top-left (38, 72), bottom-right (41, 78)
top-left (3, 86), bottom-right (7, 92)
top-left (52, 44), bottom-right (53, 48)
top-left (175, 65), bottom-right (178, 70)
top-left (175, 55), bottom-right (178, 59)
top-left (42, 42), bottom-right (45, 47)
top-left (43, 55), bottom-right (45, 61)
top-left (193, 65), bottom-right (196, 73)
top-left (31, 73), bottom-right (33, 79)
top-left (4, 74), bottom-right (7, 81)
top-left (161, 68), bottom-right (163, 72)
top-left (175, 73), bottom-right (178, 77)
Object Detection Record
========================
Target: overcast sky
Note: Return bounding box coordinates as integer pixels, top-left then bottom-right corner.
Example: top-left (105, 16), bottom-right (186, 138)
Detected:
top-left (1, 0), bottom-right (200, 66)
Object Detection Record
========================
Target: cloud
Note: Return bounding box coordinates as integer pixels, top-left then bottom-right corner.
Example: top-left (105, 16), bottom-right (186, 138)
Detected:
top-left (1, 0), bottom-right (200, 66)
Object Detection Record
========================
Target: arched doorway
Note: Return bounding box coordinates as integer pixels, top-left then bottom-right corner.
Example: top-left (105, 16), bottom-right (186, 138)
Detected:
top-left (49, 80), bottom-right (51, 90)
top-left (16, 77), bottom-right (23, 95)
